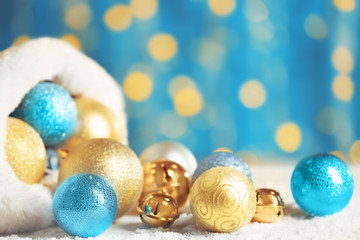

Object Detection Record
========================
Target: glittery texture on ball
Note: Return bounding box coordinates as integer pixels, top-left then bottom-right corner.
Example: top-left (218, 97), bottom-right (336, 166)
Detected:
top-left (61, 96), bottom-right (122, 151)
top-left (11, 82), bottom-right (77, 146)
top-left (142, 160), bottom-right (191, 209)
top-left (53, 174), bottom-right (117, 238)
top-left (137, 192), bottom-right (179, 228)
top-left (5, 117), bottom-right (46, 184)
top-left (140, 141), bottom-right (197, 175)
top-left (58, 138), bottom-right (143, 217)
top-left (190, 167), bottom-right (256, 233)
top-left (46, 149), bottom-right (61, 171)
top-left (192, 152), bottom-right (252, 183)
top-left (251, 188), bottom-right (285, 223)
top-left (291, 153), bottom-right (354, 216)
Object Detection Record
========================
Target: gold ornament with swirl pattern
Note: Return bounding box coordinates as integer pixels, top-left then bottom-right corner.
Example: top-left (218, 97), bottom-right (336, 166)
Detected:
top-left (58, 138), bottom-right (143, 218)
top-left (190, 166), bottom-right (256, 232)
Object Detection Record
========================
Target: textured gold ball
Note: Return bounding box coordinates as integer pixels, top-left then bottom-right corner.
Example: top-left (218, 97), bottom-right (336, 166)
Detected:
top-left (251, 188), bottom-right (285, 223)
top-left (5, 117), bottom-right (46, 184)
top-left (137, 192), bottom-right (179, 228)
top-left (142, 160), bottom-right (191, 210)
top-left (190, 167), bottom-right (256, 233)
top-left (61, 96), bottom-right (122, 151)
top-left (58, 138), bottom-right (143, 217)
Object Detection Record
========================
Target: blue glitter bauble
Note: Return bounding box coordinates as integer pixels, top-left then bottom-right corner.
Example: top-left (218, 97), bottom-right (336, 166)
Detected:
top-left (291, 153), bottom-right (354, 216)
top-left (192, 152), bottom-right (252, 183)
top-left (46, 149), bottom-right (61, 171)
top-left (53, 174), bottom-right (117, 238)
top-left (11, 82), bottom-right (77, 146)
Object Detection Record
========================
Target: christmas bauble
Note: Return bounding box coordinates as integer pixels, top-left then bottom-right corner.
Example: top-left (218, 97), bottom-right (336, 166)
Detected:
top-left (61, 96), bottom-right (122, 151)
top-left (190, 167), bottom-right (256, 232)
top-left (140, 141), bottom-right (197, 175)
top-left (291, 153), bottom-right (354, 216)
top-left (58, 138), bottom-right (143, 217)
top-left (11, 82), bottom-right (77, 146)
top-left (251, 188), bottom-right (285, 223)
top-left (142, 160), bottom-right (191, 209)
top-left (53, 174), bottom-right (117, 238)
top-left (192, 152), bottom-right (252, 183)
top-left (5, 117), bottom-right (46, 184)
top-left (137, 192), bottom-right (179, 228)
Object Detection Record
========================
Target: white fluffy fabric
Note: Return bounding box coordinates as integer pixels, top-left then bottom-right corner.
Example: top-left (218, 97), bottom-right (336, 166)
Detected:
top-left (4, 163), bottom-right (359, 240)
top-left (0, 38), bottom-right (127, 234)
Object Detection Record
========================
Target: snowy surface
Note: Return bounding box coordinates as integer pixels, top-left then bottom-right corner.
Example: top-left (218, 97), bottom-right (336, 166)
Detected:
top-left (3, 163), bottom-right (360, 240)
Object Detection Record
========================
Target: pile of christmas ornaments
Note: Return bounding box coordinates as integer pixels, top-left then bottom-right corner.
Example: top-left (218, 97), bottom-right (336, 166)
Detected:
top-left (4, 81), bottom-right (355, 238)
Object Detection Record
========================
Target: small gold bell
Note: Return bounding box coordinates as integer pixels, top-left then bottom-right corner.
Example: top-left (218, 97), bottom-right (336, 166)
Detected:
top-left (251, 188), bottom-right (285, 223)
top-left (141, 159), bottom-right (191, 209)
top-left (137, 192), bottom-right (179, 228)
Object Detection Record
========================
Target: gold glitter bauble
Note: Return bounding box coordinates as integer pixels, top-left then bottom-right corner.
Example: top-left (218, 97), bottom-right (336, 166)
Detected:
top-left (142, 159), bottom-right (191, 210)
top-left (190, 167), bottom-right (256, 233)
top-left (58, 138), bottom-right (143, 217)
top-left (137, 192), bottom-right (179, 228)
top-left (251, 188), bottom-right (285, 223)
top-left (61, 96), bottom-right (122, 151)
top-left (5, 117), bottom-right (46, 184)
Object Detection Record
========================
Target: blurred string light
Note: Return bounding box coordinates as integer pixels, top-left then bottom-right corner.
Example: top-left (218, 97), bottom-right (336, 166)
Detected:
top-left (304, 14), bottom-right (327, 40)
top-left (2, 0), bottom-right (360, 162)
top-left (62, 34), bottom-right (81, 50)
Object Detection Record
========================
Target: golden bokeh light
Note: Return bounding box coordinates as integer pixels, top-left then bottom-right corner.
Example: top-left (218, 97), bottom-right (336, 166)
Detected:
top-left (333, 0), bottom-right (355, 11)
top-left (350, 140), bottom-right (360, 164)
top-left (124, 72), bottom-right (153, 101)
top-left (332, 46), bottom-right (353, 73)
top-left (174, 87), bottom-right (203, 117)
top-left (12, 35), bottom-right (30, 46)
top-left (62, 34), bottom-right (81, 50)
top-left (104, 5), bottom-right (132, 31)
top-left (304, 14), bottom-right (327, 40)
top-left (209, 0), bottom-right (236, 16)
top-left (66, 4), bottom-right (91, 30)
top-left (131, 0), bottom-right (158, 20)
top-left (275, 122), bottom-right (302, 152)
top-left (168, 75), bottom-right (196, 98)
top-left (148, 34), bottom-right (177, 61)
top-left (239, 80), bottom-right (266, 109)
top-left (214, 147), bottom-right (233, 153)
top-left (332, 74), bottom-right (354, 101)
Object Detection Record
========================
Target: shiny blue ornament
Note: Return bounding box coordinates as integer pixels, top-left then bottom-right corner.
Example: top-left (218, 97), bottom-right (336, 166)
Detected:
top-left (11, 82), bottom-right (77, 146)
top-left (46, 149), bottom-right (61, 171)
top-left (53, 174), bottom-right (117, 238)
top-left (192, 152), bottom-right (252, 183)
top-left (291, 153), bottom-right (354, 216)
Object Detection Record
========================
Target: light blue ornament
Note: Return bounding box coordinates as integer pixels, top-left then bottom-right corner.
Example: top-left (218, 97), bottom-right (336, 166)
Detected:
top-left (192, 152), bottom-right (252, 183)
top-left (46, 149), bottom-right (61, 171)
top-left (291, 153), bottom-right (354, 216)
top-left (11, 82), bottom-right (77, 146)
top-left (53, 174), bottom-right (117, 238)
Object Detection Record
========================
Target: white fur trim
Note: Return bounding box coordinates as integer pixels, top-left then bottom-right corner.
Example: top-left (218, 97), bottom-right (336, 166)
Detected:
top-left (0, 38), bottom-right (127, 234)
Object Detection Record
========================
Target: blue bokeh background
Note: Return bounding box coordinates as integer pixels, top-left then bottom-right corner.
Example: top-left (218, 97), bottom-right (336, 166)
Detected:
top-left (1, 0), bottom-right (359, 163)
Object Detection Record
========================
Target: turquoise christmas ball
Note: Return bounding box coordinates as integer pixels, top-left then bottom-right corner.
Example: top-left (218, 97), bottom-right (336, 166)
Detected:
top-left (291, 153), bottom-right (354, 216)
top-left (11, 82), bottom-right (77, 146)
top-left (53, 174), bottom-right (117, 238)
top-left (192, 152), bottom-right (252, 183)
